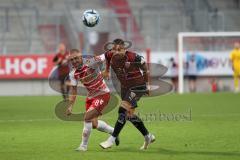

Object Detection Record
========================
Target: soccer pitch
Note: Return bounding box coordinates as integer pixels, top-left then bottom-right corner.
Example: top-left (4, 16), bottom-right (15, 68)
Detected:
top-left (0, 93), bottom-right (240, 160)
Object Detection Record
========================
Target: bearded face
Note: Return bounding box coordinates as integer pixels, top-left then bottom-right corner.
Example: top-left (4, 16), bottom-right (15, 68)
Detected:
top-left (110, 53), bottom-right (126, 70)
top-left (111, 44), bottom-right (126, 56)
top-left (68, 53), bottom-right (83, 69)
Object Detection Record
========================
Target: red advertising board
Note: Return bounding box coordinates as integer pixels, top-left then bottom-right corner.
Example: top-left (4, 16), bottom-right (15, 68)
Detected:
top-left (0, 54), bottom-right (55, 79)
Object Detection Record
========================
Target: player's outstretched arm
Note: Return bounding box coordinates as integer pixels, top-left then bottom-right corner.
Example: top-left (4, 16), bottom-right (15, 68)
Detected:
top-left (65, 86), bottom-right (77, 116)
top-left (140, 63), bottom-right (150, 95)
top-left (53, 56), bottom-right (63, 65)
top-left (87, 54), bottom-right (106, 67)
top-left (136, 56), bottom-right (150, 95)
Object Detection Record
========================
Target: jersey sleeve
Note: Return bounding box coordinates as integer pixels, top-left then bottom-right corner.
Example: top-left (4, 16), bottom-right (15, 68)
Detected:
top-left (130, 52), bottom-right (149, 83)
top-left (85, 54), bottom-right (105, 68)
top-left (69, 70), bottom-right (78, 86)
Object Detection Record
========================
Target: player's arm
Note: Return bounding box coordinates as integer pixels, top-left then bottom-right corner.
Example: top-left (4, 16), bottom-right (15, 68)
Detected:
top-left (65, 71), bottom-right (78, 115)
top-left (105, 52), bottom-right (111, 72)
top-left (102, 52), bottom-right (111, 79)
top-left (53, 54), bottom-right (63, 66)
top-left (88, 54), bottom-right (110, 79)
top-left (53, 55), bottom-right (59, 65)
top-left (135, 55), bottom-right (150, 94)
top-left (141, 63), bottom-right (150, 83)
top-left (65, 86), bottom-right (77, 116)
top-left (86, 54), bottom-right (106, 68)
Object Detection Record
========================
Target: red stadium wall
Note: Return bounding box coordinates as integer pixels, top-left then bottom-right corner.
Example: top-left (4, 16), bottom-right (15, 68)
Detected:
top-left (0, 54), bottom-right (55, 79)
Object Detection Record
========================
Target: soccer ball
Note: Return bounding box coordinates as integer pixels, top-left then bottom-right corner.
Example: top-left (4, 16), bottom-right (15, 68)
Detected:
top-left (82, 9), bottom-right (100, 27)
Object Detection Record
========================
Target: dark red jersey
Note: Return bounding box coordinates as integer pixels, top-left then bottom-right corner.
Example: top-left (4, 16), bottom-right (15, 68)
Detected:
top-left (53, 51), bottom-right (70, 77)
top-left (105, 51), bottom-right (146, 88)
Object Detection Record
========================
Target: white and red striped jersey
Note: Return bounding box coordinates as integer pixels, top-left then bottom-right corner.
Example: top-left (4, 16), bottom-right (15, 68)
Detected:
top-left (69, 54), bottom-right (110, 98)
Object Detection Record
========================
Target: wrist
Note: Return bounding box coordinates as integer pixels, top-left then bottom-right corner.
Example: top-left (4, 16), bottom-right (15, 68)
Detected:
top-left (68, 101), bottom-right (74, 107)
top-left (146, 82), bottom-right (150, 88)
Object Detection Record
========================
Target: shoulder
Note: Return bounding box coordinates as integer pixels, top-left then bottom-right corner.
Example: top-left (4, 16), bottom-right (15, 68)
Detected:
top-left (126, 51), bottom-right (136, 61)
top-left (126, 51), bottom-right (143, 62)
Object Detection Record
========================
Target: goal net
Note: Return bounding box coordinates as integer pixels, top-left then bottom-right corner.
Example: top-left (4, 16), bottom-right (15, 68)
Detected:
top-left (178, 32), bottom-right (240, 94)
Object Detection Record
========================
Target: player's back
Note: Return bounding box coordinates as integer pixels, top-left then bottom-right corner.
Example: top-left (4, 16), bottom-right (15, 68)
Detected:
top-left (54, 52), bottom-right (70, 77)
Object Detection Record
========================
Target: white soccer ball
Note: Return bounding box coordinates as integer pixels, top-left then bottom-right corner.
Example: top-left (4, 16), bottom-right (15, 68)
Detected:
top-left (82, 9), bottom-right (100, 27)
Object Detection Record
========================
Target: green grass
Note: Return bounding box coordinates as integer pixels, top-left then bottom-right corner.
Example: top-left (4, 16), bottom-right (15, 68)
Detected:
top-left (0, 93), bottom-right (240, 160)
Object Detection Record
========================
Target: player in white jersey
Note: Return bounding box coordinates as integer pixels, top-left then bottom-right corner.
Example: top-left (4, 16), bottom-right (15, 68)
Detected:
top-left (186, 54), bottom-right (197, 92)
top-left (65, 49), bottom-right (119, 151)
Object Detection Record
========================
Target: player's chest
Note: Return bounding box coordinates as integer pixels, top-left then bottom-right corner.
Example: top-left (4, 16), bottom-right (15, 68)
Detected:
top-left (113, 64), bottom-right (141, 82)
top-left (74, 67), bottom-right (98, 83)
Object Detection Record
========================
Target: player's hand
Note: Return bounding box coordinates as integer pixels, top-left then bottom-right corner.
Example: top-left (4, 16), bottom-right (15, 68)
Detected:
top-left (146, 83), bottom-right (151, 96)
top-left (102, 70), bottom-right (110, 80)
top-left (65, 106), bottom-right (73, 116)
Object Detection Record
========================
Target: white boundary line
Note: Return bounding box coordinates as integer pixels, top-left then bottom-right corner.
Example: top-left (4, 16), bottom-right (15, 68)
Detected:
top-left (0, 118), bottom-right (57, 123)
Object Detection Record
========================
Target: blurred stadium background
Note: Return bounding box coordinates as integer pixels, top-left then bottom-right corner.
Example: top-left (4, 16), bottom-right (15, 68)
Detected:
top-left (0, 0), bottom-right (239, 95)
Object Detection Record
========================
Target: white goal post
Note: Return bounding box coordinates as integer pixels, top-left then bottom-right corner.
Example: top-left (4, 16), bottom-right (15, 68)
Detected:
top-left (178, 32), bottom-right (240, 94)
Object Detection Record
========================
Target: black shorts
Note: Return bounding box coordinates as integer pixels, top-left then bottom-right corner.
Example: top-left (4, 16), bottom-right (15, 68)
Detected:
top-left (188, 75), bottom-right (197, 80)
top-left (121, 85), bottom-right (147, 108)
top-left (171, 77), bottom-right (178, 82)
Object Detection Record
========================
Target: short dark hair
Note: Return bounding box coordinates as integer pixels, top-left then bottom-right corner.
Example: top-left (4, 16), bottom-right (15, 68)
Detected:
top-left (113, 39), bottom-right (124, 45)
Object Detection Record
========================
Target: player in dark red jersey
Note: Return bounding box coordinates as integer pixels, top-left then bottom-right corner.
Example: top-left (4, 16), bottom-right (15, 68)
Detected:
top-left (53, 43), bottom-right (70, 100)
top-left (100, 39), bottom-right (155, 150)
top-left (65, 49), bottom-right (119, 151)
